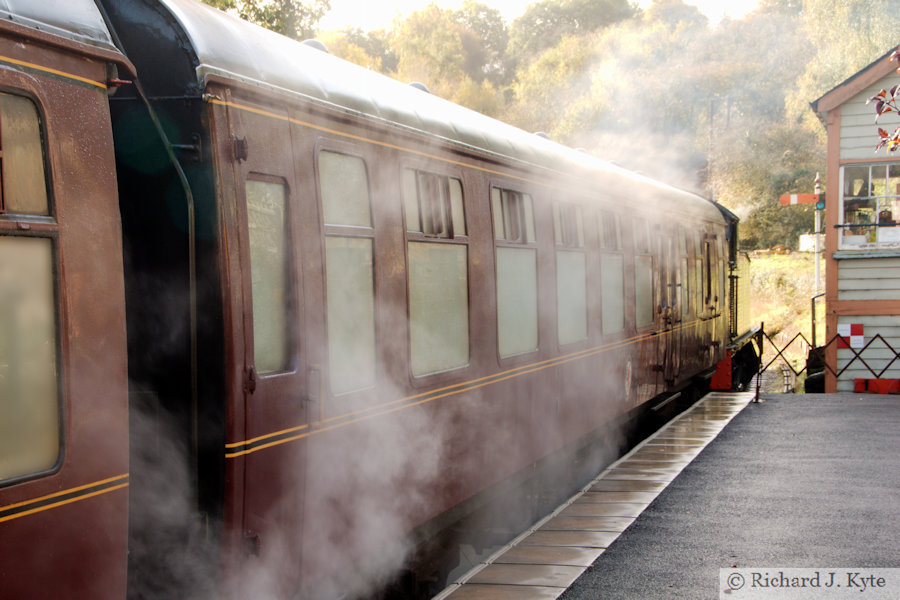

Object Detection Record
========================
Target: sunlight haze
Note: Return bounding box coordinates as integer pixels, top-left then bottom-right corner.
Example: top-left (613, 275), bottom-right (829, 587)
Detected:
top-left (319, 0), bottom-right (760, 31)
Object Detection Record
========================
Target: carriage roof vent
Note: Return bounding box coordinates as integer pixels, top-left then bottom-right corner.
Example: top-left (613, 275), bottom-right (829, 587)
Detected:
top-left (302, 39), bottom-right (329, 53)
top-left (408, 81), bottom-right (430, 93)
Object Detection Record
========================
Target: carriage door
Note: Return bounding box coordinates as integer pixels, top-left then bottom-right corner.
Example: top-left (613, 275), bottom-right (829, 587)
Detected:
top-left (658, 232), bottom-right (679, 385)
top-left (219, 92), bottom-right (308, 579)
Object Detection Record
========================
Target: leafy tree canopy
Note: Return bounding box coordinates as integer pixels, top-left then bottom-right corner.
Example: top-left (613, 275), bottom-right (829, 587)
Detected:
top-left (202, 0), bottom-right (330, 40)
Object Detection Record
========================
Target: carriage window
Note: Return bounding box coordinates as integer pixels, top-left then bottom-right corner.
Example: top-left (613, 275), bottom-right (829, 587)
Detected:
top-left (405, 168), bottom-right (469, 376)
top-left (554, 202), bottom-right (586, 344)
top-left (319, 151), bottom-right (376, 394)
top-left (404, 169), bottom-right (465, 237)
top-left (493, 186), bottom-right (538, 357)
top-left (601, 253), bottom-right (625, 334)
top-left (598, 210), bottom-right (621, 250)
top-left (635, 254), bottom-right (654, 328)
top-left (492, 188), bottom-right (535, 243)
top-left (633, 219), bottom-right (653, 327)
top-left (320, 150), bottom-right (371, 228)
top-left (0, 93), bottom-right (48, 216)
top-left (246, 179), bottom-right (291, 374)
top-left (632, 219), bottom-right (650, 254)
top-left (0, 236), bottom-right (60, 481)
top-left (553, 202), bottom-right (584, 248)
top-left (557, 251), bottom-right (587, 344)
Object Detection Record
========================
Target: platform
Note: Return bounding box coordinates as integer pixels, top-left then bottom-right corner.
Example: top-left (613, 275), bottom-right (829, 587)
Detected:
top-left (433, 392), bottom-right (900, 599)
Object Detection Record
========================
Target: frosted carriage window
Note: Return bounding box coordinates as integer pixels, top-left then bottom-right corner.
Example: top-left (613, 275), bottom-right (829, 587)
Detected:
top-left (553, 202), bottom-right (587, 344)
top-left (0, 93), bottom-right (48, 216)
top-left (0, 236), bottom-right (60, 482)
top-left (600, 253), bottom-right (625, 334)
top-left (319, 150), bottom-right (372, 228)
top-left (319, 151), bottom-right (377, 394)
top-left (404, 168), bottom-right (469, 376)
top-left (246, 180), bottom-right (291, 374)
top-left (493, 187), bottom-right (539, 357)
top-left (635, 255), bottom-right (654, 328)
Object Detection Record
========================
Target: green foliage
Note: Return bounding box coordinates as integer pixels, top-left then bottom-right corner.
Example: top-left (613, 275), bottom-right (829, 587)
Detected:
top-left (202, 0), bottom-right (330, 39)
top-left (506, 0), bottom-right (637, 70)
top-left (741, 202), bottom-right (815, 250)
top-left (787, 0), bottom-right (900, 127)
top-left (212, 0), bottom-right (900, 251)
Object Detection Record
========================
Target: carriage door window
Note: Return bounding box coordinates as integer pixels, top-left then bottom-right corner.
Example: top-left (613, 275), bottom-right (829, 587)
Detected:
top-left (599, 210), bottom-right (624, 334)
top-left (633, 219), bottom-right (653, 328)
top-left (319, 151), bottom-right (376, 395)
top-left (493, 187), bottom-right (538, 357)
top-left (553, 201), bottom-right (587, 345)
top-left (245, 179), bottom-right (291, 374)
top-left (404, 168), bottom-right (469, 376)
top-left (0, 92), bottom-right (59, 482)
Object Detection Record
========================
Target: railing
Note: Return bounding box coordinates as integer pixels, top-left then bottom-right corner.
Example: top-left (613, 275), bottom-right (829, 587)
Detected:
top-left (753, 321), bottom-right (900, 399)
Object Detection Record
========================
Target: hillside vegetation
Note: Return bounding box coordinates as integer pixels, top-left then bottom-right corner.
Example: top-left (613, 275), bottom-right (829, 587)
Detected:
top-left (748, 252), bottom-right (825, 388)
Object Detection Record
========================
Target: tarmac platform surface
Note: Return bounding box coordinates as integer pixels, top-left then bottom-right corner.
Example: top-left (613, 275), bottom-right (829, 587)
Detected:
top-left (436, 392), bottom-right (900, 600)
top-left (560, 393), bottom-right (900, 599)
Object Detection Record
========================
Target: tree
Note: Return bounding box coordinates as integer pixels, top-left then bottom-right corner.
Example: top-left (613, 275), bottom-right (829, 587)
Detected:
top-left (388, 4), bottom-right (505, 113)
top-left (506, 0), bottom-right (636, 71)
top-left (453, 1), bottom-right (510, 84)
top-left (202, 0), bottom-right (330, 40)
top-left (321, 28), bottom-right (397, 73)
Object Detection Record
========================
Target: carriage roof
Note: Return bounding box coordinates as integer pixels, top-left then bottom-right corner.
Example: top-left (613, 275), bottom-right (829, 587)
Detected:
top-left (143, 0), bottom-right (723, 220)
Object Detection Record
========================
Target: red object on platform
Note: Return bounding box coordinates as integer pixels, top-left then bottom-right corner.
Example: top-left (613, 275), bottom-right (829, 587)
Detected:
top-left (867, 379), bottom-right (900, 394)
top-left (710, 350), bottom-right (732, 390)
top-left (855, 379), bottom-right (868, 392)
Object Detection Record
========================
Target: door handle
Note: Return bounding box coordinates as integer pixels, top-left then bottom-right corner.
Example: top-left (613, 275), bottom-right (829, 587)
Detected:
top-left (246, 365), bottom-right (257, 394)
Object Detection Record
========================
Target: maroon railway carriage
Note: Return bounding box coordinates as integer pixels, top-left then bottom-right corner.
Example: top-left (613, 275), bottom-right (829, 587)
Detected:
top-left (0, 0), bottom-right (753, 598)
top-left (0, 2), bottom-right (134, 598)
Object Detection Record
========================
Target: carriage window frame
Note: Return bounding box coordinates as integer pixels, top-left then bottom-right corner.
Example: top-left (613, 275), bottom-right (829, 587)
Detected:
top-left (0, 91), bottom-right (52, 219)
top-left (598, 210), bottom-right (625, 335)
top-left (318, 149), bottom-right (378, 396)
top-left (493, 185), bottom-right (540, 358)
top-left (0, 89), bottom-right (63, 486)
top-left (553, 201), bottom-right (587, 345)
top-left (403, 167), bottom-right (470, 378)
top-left (633, 218), bottom-right (654, 329)
top-left (245, 175), bottom-right (295, 376)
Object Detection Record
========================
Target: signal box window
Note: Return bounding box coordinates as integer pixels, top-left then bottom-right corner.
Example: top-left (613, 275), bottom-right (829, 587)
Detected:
top-left (404, 168), bottom-right (469, 376)
top-left (493, 187), bottom-right (538, 357)
top-left (840, 164), bottom-right (900, 248)
top-left (0, 236), bottom-right (60, 482)
top-left (553, 202), bottom-right (587, 345)
top-left (319, 151), bottom-right (376, 394)
top-left (598, 211), bottom-right (624, 334)
top-left (246, 179), bottom-right (291, 374)
top-left (0, 93), bottom-right (49, 216)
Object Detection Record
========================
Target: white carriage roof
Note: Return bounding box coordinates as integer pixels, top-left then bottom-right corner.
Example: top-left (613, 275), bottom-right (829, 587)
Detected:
top-left (159, 0), bottom-right (722, 220)
top-left (1, 0), bottom-right (118, 53)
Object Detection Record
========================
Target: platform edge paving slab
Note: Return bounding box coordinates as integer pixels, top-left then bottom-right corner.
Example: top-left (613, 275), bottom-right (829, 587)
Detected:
top-left (432, 391), bottom-right (755, 600)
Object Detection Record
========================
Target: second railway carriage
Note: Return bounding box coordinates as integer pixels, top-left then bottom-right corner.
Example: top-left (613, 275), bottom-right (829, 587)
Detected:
top-left (0, 0), bottom-right (755, 598)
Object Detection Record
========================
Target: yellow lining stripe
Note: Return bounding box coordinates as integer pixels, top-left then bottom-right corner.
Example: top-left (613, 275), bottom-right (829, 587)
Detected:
top-left (226, 316), bottom-right (720, 459)
top-left (0, 54), bottom-right (107, 89)
top-left (210, 98), bottom-right (542, 186)
top-left (0, 474), bottom-right (129, 524)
